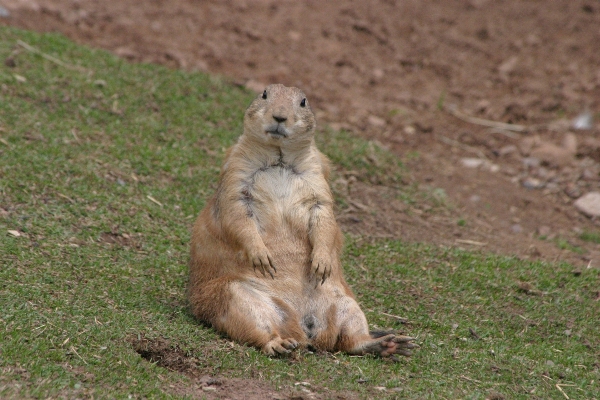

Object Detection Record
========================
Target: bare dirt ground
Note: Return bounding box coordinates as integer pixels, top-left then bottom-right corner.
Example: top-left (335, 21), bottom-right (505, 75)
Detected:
top-left (2, 0), bottom-right (600, 397)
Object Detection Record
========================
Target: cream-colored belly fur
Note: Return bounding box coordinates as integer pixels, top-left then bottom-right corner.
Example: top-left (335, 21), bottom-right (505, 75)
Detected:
top-left (245, 165), bottom-right (317, 300)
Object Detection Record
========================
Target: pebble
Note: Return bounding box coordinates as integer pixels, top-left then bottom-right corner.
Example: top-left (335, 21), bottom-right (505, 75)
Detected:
top-left (573, 192), bottom-right (600, 217)
top-left (0, 6), bottom-right (9, 18)
top-left (522, 177), bottom-right (544, 189)
top-left (367, 115), bottom-right (386, 128)
top-left (535, 167), bottom-right (549, 179)
top-left (461, 158), bottom-right (485, 168)
top-left (564, 183), bottom-right (581, 199)
top-left (403, 125), bottom-right (416, 135)
top-left (582, 168), bottom-right (598, 181)
top-left (572, 111), bottom-right (594, 130)
top-left (522, 157), bottom-right (541, 168)
top-left (498, 144), bottom-right (517, 156)
top-left (372, 68), bottom-right (385, 80)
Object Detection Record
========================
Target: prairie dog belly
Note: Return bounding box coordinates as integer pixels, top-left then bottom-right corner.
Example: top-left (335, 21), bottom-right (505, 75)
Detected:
top-left (248, 166), bottom-right (318, 238)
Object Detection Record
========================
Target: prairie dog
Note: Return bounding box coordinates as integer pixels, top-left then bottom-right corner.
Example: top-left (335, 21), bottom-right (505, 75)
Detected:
top-left (188, 84), bottom-right (416, 357)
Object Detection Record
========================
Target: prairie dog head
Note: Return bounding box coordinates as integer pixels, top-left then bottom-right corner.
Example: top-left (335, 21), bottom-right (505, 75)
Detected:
top-left (243, 84), bottom-right (316, 147)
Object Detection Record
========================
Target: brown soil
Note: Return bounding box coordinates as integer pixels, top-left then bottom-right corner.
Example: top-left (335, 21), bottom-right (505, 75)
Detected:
top-left (2, 0), bottom-right (600, 396)
top-left (129, 335), bottom-right (355, 400)
top-left (3, 0), bottom-right (599, 267)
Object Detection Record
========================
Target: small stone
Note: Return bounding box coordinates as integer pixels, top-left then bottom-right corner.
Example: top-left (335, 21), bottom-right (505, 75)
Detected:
top-left (522, 157), bottom-right (541, 168)
top-left (403, 125), bottom-right (416, 135)
top-left (522, 177), bottom-right (544, 189)
top-left (535, 167), bottom-right (549, 179)
top-left (574, 192), bottom-right (600, 217)
top-left (564, 183), bottom-right (581, 199)
top-left (582, 168), bottom-right (598, 181)
top-left (469, 195), bottom-right (481, 203)
top-left (498, 56), bottom-right (518, 78)
top-left (511, 224), bottom-right (523, 233)
top-left (461, 158), bottom-right (485, 168)
top-left (367, 115), bottom-right (386, 128)
top-left (498, 145), bottom-right (517, 156)
top-left (546, 360), bottom-right (555, 367)
top-left (202, 386), bottom-right (217, 392)
top-left (372, 68), bottom-right (385, 80)
top-left (0, 6), bottom-right (10, 18)
top-left (474, 99), bottom-right (490, 112)
top-left (572, 111), bottom-right (594, 130)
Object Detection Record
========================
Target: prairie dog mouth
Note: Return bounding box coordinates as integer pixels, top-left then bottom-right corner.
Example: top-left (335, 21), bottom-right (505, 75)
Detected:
top-left (265, 124), bottom-right (290, 137)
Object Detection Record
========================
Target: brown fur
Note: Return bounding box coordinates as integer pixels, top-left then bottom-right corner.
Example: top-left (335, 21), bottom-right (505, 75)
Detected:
top-left (188, 84), bottom-right (417, 358)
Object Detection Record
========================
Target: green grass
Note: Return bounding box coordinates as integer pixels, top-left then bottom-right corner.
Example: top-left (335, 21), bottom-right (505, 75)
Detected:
top-left (318, 127), bottom-right (405, 186)
top-left (580, 231), bottom-right (600, 245)
top-left (1, 26), bottom-right (599, 399)
top-left (555, 238), bottom-right (585, 255)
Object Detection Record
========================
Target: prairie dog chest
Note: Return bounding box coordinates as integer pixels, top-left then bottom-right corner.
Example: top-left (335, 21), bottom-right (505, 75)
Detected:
top-left (249, 165), bottom-right (316, 208)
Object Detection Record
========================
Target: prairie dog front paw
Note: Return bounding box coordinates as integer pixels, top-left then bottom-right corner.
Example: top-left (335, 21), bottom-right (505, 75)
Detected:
top-left (247, 244), bottom-right (277, 278)
top-left (310, 247), bottom-right (333, 284)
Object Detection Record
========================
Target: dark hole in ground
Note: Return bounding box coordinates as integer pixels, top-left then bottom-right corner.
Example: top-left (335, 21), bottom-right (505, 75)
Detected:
top-left (129, 335), bottom-right (199, 375)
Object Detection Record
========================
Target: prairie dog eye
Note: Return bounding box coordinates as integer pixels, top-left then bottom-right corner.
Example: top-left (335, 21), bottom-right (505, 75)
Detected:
top-left (262, 90), bottom-right (267, 99)
top-left (300, 98), bottom-right (306, 107)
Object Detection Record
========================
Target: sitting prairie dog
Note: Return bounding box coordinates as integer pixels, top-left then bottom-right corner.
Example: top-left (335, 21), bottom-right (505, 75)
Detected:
top-left (188, 84), bottom-right (417, 358)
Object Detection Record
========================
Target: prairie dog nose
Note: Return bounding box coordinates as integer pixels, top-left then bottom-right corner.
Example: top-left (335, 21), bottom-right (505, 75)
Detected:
top-left (273, 115), bottom-right (287, 123)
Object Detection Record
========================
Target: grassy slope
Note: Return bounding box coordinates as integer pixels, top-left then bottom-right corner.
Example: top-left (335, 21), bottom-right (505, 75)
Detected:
top-left (0, 26), bottom-right (598, 399)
